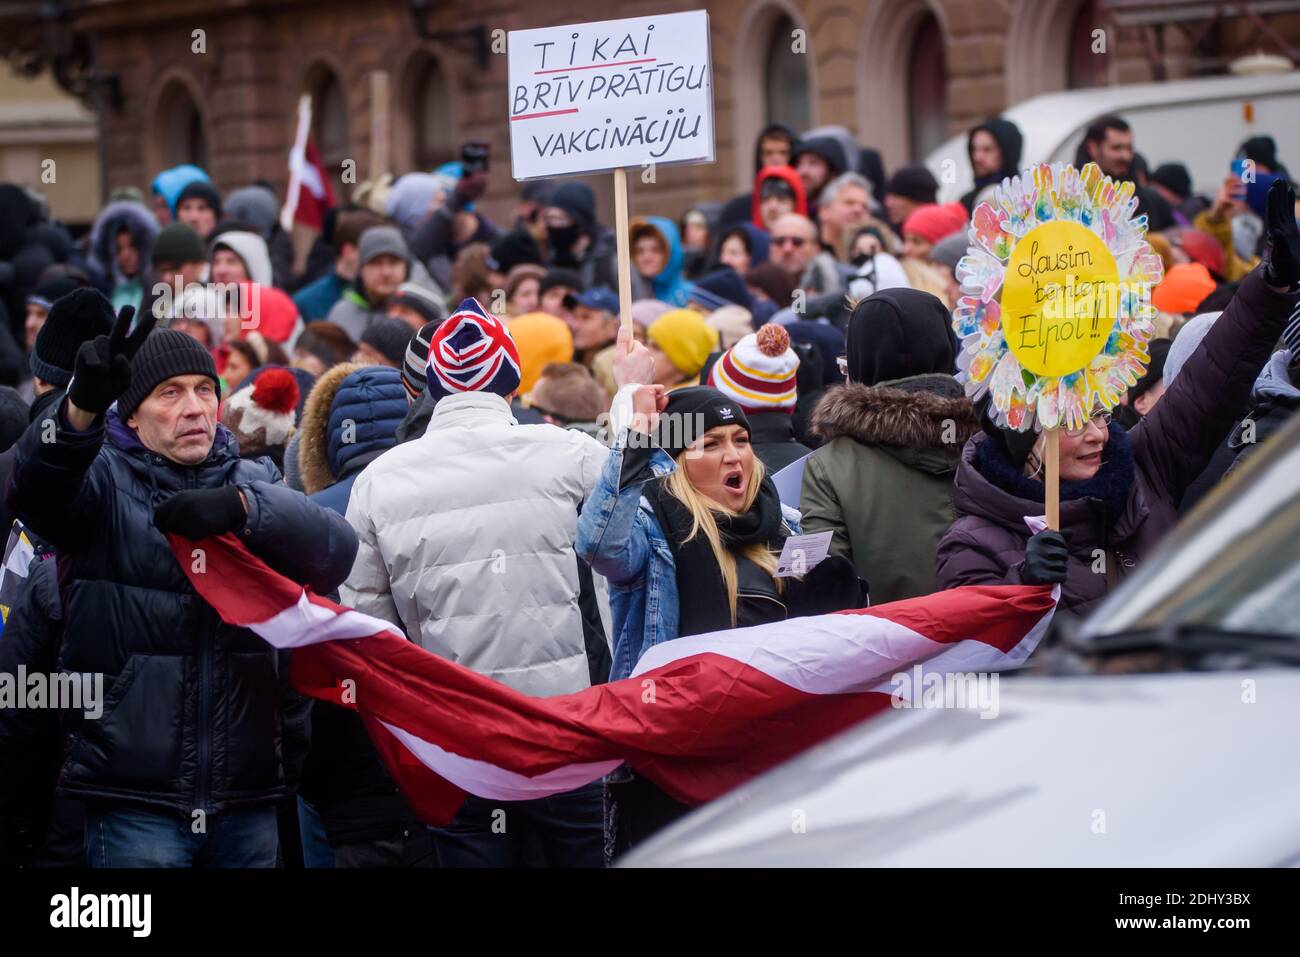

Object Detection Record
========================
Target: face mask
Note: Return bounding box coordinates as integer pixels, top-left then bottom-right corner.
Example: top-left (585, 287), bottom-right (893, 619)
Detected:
top-left (548, 223), bottom-right (582, 252)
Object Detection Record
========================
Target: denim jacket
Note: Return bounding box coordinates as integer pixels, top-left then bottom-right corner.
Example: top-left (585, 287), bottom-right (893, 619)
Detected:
top-left (575, 430), bottom-right (801, 683)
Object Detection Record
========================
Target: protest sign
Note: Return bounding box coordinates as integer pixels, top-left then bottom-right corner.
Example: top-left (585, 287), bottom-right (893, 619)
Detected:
top-left (1000, 221), bottom-right (1121, 378)
top-left (953, 162), bottom-right (1164, 527)
top-left (507, 10), bottom-right (715, 180)
top-left (507, 11), bottom-right (716, 336)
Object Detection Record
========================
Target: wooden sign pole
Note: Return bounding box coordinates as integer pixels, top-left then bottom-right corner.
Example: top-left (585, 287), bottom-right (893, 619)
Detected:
top-left (1044, 427), bottom-right (1060, 530)
top-left (613, 167), bottom-right (633, 341)
top-left (370, 71), bottom-right (390, 184)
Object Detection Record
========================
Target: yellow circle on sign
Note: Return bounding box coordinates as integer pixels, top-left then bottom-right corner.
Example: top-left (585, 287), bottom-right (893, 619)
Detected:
top-left (1001, 220), bottom-right (1121, 378)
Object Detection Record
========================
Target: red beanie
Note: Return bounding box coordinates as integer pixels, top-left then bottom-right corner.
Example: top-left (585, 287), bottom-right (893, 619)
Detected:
top-left (239, 282), bottom-right (301, 344)
top-left (903, 202), bottom-right (969, 245)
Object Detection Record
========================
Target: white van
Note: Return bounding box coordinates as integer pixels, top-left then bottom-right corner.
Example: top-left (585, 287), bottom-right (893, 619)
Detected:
top-left (926, 70), bottom-right (1300, 202)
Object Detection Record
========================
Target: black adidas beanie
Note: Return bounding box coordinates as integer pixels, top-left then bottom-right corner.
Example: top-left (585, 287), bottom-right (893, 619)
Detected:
top-left (117, 329), bottom-right (221, 420)
top-left (31, 287), bottom-right (115, 388)
top-left (654, 385), bottom-right (751, 460)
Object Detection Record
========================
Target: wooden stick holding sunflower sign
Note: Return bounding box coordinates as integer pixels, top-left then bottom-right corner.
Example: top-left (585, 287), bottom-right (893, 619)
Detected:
top-left (952, 162), bottom-right (1165, 529)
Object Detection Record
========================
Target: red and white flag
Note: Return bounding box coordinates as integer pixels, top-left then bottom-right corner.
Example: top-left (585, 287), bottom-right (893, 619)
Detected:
top-left (170, 533), bottom-right (1057, 824)
top-left (282, 94), bottom-right (335, 233)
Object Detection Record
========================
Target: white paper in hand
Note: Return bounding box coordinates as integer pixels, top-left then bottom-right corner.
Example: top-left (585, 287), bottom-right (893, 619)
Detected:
top-left (774, 531), bottom-right (833, 579)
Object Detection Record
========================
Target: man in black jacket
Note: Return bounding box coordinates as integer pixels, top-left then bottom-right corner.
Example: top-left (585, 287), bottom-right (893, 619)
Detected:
top-left (5, 289), bottom-right (358, 867)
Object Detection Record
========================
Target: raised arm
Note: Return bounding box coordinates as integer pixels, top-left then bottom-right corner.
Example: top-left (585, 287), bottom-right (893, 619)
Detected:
top-left (1134, 183), bottom-right (1300, 502)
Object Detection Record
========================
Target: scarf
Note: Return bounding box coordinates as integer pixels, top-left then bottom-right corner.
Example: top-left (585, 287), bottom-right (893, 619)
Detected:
top-left (642, 475), bottom-right (786, 637)
top-left (975, 422), bottom-right (1136, 524)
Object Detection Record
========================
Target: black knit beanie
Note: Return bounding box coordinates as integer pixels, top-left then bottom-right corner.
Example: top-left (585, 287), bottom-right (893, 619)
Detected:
top-left (31, 287), bottom-right (115, 387)
top-left (653, 385), bottom-right (751, 459)
top-left (885, 165), bottom-right (940, 204)
top-left (361, 317), bottom-right (415, 367)
top-left (176, 180), bottom-right (223, 219)
top-left (117, 329), bottom-right (221, 419)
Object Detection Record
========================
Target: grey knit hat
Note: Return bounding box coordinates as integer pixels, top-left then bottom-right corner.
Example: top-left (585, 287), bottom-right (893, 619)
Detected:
top-left (357, 226), bottom-right (410, 266)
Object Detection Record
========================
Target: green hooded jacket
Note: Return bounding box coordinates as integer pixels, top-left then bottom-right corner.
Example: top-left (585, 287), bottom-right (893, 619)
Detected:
top-left (800, 374), bottom-right (977, 604)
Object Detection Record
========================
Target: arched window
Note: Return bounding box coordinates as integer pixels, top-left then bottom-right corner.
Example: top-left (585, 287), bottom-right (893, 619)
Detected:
top-left (1068, 0), bottom-right (1107, 89)
top-left (734, 3), bottom-right (816, 188)
top-left (907, 14), bottom-right (948, 160)
top-left (764, 15), bottom-right (811, 131)
top-left (412, 56), bottom-right (454, 170)
top-left (309, 67), bottom-right (350, 173)
top-left (157, 81), bottom-right (207, 170)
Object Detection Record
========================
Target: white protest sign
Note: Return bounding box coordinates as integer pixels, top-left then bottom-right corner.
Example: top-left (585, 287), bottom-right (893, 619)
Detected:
top-left (507, 10), bottom-right (715, 180)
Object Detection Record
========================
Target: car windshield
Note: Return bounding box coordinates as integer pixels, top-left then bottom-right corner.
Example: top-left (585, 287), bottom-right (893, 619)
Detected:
top-left (1078, 411), bottom-right (1300, 643)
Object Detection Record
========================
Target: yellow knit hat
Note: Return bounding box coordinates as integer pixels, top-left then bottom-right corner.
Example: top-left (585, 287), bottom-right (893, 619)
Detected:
top-left (648, 309), bottom-right (719, 378)
top-left (508, 312), bottom-right (574, 394)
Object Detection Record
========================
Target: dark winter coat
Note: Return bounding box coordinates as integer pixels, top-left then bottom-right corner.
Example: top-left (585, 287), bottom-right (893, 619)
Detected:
top-left (0, 549), bottom-right (62, 865)
top-left (936, 270), bottom-right (1300, 616)
top-left (801, 375), bottom-right (977, 603)
top-left (5, 401), bottom-right (358, 815)
top-left (749, 411), bottom-right (812, 474)
top-left (1182, 349), bottom-right (1300, 511)
top-left (296, 362), bottom-right (416, 846)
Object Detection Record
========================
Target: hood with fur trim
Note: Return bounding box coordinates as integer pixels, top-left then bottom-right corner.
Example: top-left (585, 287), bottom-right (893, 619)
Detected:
top-left (298, 362), bottom-right (408, 494)
top-left (810, 374), bottom-right (977, 450)
top-left (298, 362), bottom-right (360, 494)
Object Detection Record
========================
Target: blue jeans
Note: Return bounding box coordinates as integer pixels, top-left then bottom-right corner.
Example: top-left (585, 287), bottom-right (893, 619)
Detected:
top-left (297, 797), bottom-right (335, 868)
top-left (430, 782), bottom-right (604, 868)
top-left (85, 803), bottom-right (278, 868)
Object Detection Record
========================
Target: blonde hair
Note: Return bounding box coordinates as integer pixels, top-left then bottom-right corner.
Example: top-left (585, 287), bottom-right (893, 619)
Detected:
top-left (663, 453), bottom-right (781, 626)
top-left (900, 257), bottom-right (955, 308)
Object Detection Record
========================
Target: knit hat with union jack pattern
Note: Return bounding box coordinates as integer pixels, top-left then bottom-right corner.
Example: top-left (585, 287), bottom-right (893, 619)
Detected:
top-left (425, 298), bottom-right (522, 401)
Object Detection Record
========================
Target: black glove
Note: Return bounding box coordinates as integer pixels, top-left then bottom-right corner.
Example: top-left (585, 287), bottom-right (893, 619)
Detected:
top-left (67, 305), bottom-right (155, 415)
top-left (154, 486), bottom-right (247, 541)
top-left (783, 554), bottom-right (869, 617)
top-left (1260, 178), bottom-right (1300, 290)
top-left (1017, 529), bottom-right (1069, 586)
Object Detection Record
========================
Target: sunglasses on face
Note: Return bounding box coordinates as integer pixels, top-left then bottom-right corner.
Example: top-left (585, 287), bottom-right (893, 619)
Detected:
top-left (773, 236), bottom-right (808, 248)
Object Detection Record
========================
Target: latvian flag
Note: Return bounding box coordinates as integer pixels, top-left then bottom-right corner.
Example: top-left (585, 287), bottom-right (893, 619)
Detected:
top-left (291, 137), bottom-right (334, 232)
top-left (283, 93), bottom-right (334, 233)
top-left (169, 533), bottom-right (1057, 823)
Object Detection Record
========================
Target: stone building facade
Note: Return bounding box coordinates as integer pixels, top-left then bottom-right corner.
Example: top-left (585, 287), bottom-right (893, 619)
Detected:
top-left (28, 0), bottom-right (1300, 224)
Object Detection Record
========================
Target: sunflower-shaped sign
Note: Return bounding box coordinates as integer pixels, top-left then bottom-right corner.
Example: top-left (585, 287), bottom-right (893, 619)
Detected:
top-left (953, 162), bottom-right (1165, 433)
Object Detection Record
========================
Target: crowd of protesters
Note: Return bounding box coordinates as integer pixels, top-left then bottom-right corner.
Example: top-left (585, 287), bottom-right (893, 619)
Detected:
top-left (0, 111), bottom-right (1298, 869)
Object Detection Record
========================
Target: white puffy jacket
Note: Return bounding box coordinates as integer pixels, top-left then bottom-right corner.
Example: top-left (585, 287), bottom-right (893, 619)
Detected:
top-left (341, 392), bottom-right (608, 696)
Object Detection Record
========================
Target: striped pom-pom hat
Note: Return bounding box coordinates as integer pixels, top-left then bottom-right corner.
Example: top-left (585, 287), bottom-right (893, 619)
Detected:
top-left (707, 322), bottom-right (799, 413)
top-left (425, 298), bottom-right (522, 401)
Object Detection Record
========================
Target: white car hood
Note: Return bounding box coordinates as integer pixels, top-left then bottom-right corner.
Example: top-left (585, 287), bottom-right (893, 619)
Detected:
top-left (621, 670), bottom-right (1300, 867)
